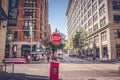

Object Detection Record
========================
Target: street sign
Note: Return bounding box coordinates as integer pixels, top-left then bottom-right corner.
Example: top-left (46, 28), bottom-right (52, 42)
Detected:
top-left (50, 33), bottom-right (62, 45)
top-left (7, 34), bottom-right (13, 41)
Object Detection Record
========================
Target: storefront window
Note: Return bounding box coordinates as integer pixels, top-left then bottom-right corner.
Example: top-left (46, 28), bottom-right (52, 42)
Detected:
top-left (116, 45), bottom-right (120, 58)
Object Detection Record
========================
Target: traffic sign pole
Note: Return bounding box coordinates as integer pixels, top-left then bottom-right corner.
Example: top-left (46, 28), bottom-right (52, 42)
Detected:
top-left (50, 32), bottom-right (62, 60)
top-left (50, 33), bottom-right (62, 45)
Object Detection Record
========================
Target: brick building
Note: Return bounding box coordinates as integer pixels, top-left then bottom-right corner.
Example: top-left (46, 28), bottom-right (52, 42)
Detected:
top-left (6, 0), bottom-right (50, 58)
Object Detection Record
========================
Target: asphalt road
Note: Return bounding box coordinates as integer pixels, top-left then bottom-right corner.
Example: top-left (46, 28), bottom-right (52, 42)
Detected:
top-left (2, 54), bottom-right (120, 80)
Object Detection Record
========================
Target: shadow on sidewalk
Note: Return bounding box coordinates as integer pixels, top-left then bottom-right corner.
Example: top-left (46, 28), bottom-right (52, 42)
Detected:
top-left (0, 71), bottom-right (50, 80)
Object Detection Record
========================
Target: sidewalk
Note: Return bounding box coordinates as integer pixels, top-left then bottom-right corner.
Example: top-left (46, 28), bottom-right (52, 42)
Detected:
top-left (0, 71), bottom-right (50, 80)
top-left (81, 56), bottom-right (120, 64)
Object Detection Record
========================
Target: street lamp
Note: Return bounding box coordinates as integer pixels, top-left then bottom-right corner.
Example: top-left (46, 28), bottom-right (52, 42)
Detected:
top-left (30, 26), bottom-right (32, 53)
top-left (40, 39), bottom-right (42, 48)
top-left (30, 16), bottom-right (33, 53)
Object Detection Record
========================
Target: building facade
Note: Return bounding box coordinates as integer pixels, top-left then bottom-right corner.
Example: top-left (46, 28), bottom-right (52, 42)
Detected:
top-left (6, 0), bottom-right (50, 58)
top-left (0, 0), bottom-right (9, 71)
top-left (66, 0), bottom-right (120, 60)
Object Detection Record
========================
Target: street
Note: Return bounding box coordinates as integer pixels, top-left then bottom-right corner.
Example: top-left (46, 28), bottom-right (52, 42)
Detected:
top-left (2, 54), bottom-right (120, 80)
top-left (1, 0), bottom-right (120, 80)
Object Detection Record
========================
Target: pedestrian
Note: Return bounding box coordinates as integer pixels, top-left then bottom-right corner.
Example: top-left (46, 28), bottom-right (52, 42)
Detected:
top-left (117, 56), bottom-right (120, 61)
top-left (28, 55), bottom-right (31, 63)
top-left (47, 52), bottom-right (51, 62)
top-left (54, 51), bottom-right (58, 61)
top-left (26, 53), bottom-right (29, 63)
top-left (93, 54), bottom-right (96, 61)
top-left (34, 54), bottom-right (37, 61)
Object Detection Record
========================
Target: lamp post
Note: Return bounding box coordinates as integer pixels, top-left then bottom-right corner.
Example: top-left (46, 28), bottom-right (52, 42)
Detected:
top-left (30, 25), bottom-right (32, 53)
top-left (30, 16), bottom-right (33, 53)
top-left (40, 39), bottom-right (42, 48)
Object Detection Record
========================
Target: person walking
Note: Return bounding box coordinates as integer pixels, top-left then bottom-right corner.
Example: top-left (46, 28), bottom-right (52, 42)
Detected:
top-left (46, 51), bottom-right (51, 62)
top-left (26, 53), bottom-right (29, 63)
top-left (93, 54), bottom-right (96, 61)
top-left (54, 51), bottom-right (58, 61)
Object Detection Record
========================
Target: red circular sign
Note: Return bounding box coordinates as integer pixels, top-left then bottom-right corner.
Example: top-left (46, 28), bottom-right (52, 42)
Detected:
top-left (50, 33), bottom-right (62, 45)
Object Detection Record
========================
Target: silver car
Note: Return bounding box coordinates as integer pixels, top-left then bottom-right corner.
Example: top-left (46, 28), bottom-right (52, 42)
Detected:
top-left (57, 52), bottom-right (63, 59)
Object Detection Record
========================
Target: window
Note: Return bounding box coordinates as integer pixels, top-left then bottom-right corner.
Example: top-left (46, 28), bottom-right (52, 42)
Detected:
top-left (81, 19), bottom-right (84, 25)
top-left (94, 35), bottom-right (99, 43)
top-left (84, 23), bottom-right (88, 29)
top-left (24, 31), bottom-right (30, 39)
top-left (93, 23), bottom-right (98, 31)
top-left (24, 9), bottom-right (36, 18)
top-left (83, 0), bottom-right (87, 6)
top-left (99, 0), bottom-right (103, 4)
top-left (88, 9), bottom-right (92, 18)
top-left (99, 4), bottom-right (105, 16)
top-left (114, 29), bottom-right (120, 38)
top-left (89, 38), bottom-right (93, 44)
top-left (89, 28), bottom-right (93, 34)
top-left (24, 20), bottom-right (36, 29)
top-left (93, 12), bottom-right (98, 22)
top-left (84, 15), bottom-right (87, 22)
top-left (101, 31), bottom-right (106, 41)
top-left (0, 21), bottom-right (1, 26)
top-left (23, 31), bottom-right (35, 39)
top-left (81, 12), bottom-right (83, 18)
top-left (116, 45), bottom-right (120, 58)
top-left (92, 2), bottom-right (97, 12)
top-left (112, 1), bottom-right (120, 10)
top-left (87, 0), bottom-right (92, 8)
top-left (88, 18), bottom-right (92, 26)
top-left (14, 31), bottom-right (18, 39)
top-left (41, 5), bottom-right (43, 11)
top-left (92, 0), bottom-right (95, 3)
top-left (25, 0), bottom-right (36, 7)
top-left (100, 17), bottom-right (106, 27)
top-left (84, 6), bottom-right (87, 14)
top-left (81, 5), bottom-right (84, 11)
top-left (113, 15), bottom-right (120, 23)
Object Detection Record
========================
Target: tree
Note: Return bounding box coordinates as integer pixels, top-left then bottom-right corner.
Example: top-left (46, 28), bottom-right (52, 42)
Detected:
top-left (72, 26), bottom-right (87, 49)
top-left (46, 36), bottom-right (52, 50)
top-left (64, 34), bottom-right (74, 50)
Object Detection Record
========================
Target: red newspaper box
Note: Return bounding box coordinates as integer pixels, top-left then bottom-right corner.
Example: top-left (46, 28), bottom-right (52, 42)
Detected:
top-left (50, 61), bottom-right (59, 80)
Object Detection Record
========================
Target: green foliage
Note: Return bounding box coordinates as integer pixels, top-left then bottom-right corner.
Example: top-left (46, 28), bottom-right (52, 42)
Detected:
top-left (46, 36), bottom-right (52, 50)
top-left (46, 36), bottom-right (65, 51)
top-left (65, 26), bottom-right (87, 49)
top-left (56, 43), bottom-right (65, 50)
top-left (64, 35), bottom-right (74, 49)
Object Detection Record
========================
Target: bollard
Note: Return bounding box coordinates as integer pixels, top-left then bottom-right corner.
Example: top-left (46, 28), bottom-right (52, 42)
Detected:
top-left (50, 61), bottom-right (59, 80)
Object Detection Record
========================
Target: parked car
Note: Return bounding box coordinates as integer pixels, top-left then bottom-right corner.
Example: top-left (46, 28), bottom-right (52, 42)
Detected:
top-left (57, 52), bottom-right (63, 59)
top-left (30, 48), bottom-right (45, 61)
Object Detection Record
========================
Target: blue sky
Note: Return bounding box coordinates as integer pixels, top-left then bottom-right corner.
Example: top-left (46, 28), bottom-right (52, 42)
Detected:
top-left (48, 0), bottom-right (69, 38)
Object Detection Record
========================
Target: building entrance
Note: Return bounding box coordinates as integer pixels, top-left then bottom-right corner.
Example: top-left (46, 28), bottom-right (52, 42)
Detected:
top-left (21, 45), bottom-right (36, 58)
top-left (102, 46), bottom-right (108, 58)
top-left (116, 45), bottom-right (120, 58)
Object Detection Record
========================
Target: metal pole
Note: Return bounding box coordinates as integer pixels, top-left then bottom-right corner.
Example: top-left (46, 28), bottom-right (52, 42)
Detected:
top-left (4, 63), bottom-right (7, 80)
top-left (11, 63), bottom-right (14, 80)
top-left (30, 16), bottom-right (33, 54)
top-left (30, 25), bottom-right (33, 54)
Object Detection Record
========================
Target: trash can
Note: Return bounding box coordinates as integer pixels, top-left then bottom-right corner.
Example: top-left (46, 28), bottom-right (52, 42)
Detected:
top-left (50, 61), bottom-right (59, 80)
